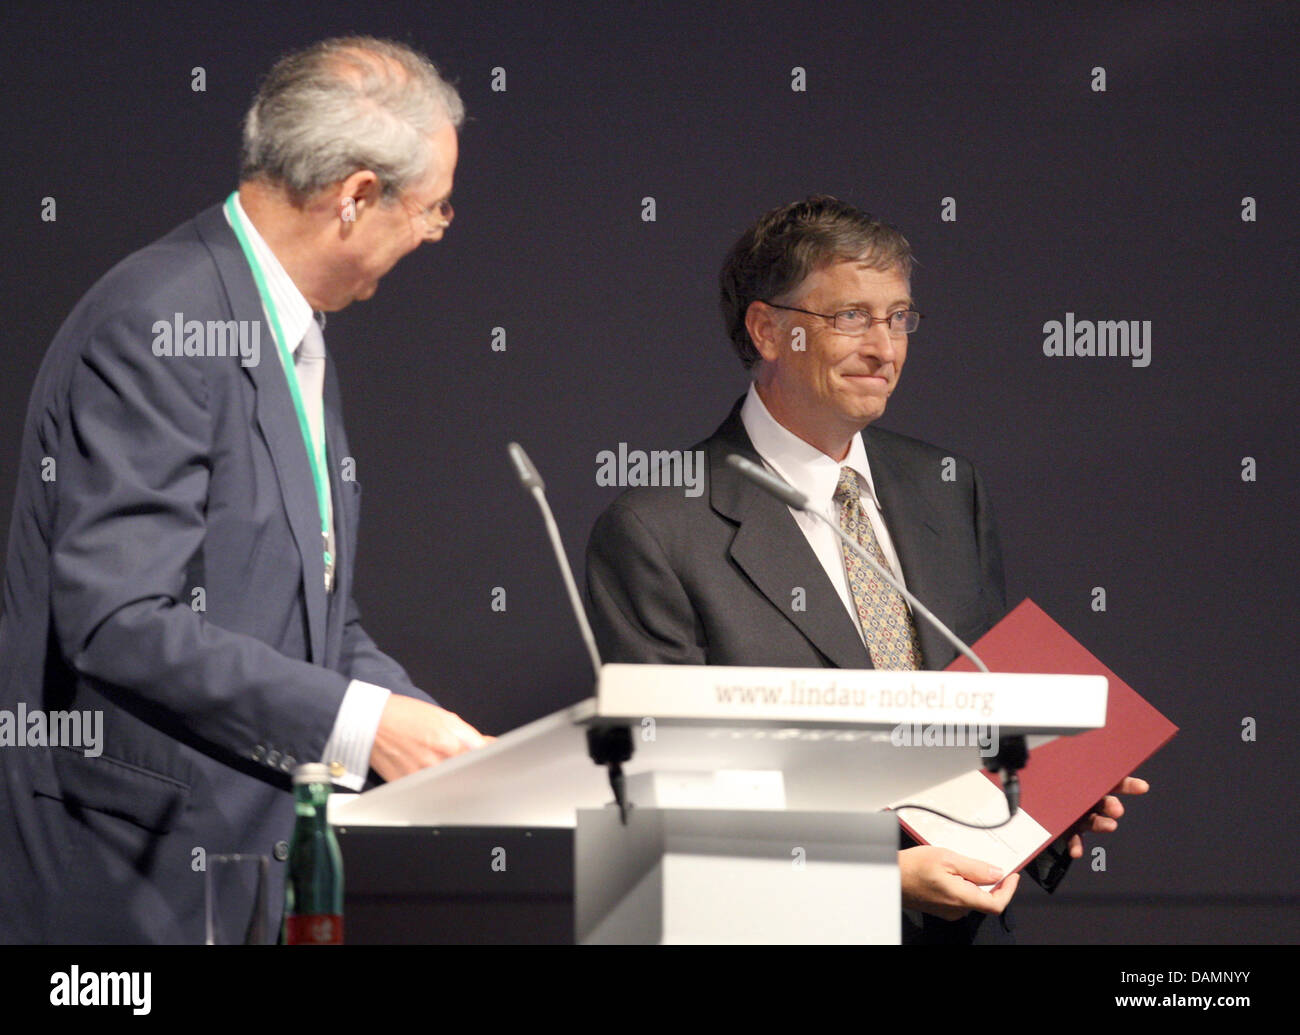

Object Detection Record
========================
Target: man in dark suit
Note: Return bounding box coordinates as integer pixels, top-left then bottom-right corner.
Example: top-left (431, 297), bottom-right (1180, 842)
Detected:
top-left (0, 37), bottom-right (489, 943)
top-left (587, 196), bottom-right (1142, 942)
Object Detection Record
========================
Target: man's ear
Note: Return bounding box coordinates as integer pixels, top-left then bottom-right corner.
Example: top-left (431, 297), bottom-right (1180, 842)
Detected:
top-left (335, 169), bottom-right (384, 220)
top-left (745, 300), bottom-right (784, 363)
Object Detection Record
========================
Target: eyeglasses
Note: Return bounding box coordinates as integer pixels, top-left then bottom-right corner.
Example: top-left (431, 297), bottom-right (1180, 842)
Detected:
top-left (762, 301), bottom-right (922, 336)
top-left (404, 194), bottom-right (454, 238)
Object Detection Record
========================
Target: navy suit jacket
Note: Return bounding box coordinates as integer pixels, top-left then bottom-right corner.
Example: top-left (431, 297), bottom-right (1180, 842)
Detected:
top-left (0, 203), bottom-right (433, 943)
top-left (586, 399), bottom-right (1048, 943)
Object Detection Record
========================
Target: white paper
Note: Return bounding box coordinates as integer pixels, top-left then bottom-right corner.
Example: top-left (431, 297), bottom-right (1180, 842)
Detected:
top-left (891, 770), bottom-right (1051, 887)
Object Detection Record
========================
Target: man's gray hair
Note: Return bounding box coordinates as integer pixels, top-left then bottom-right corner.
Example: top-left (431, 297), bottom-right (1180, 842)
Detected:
top-left (241, 36), bottom-right (464, 204)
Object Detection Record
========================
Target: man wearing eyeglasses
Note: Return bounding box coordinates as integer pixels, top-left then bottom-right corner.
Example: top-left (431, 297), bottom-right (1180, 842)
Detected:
top-left (0, 36), bottom-right (488, 944)
top-left (586, 195), bottom-right (1142, 943)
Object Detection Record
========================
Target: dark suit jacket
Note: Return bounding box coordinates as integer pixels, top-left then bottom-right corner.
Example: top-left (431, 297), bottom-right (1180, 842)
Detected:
top-left (587, 399), bottom-right (1007, 671)
top-left (586, 398), bottom-right (1043, 943)
top-left (0, 203), bottom-right (433, 943)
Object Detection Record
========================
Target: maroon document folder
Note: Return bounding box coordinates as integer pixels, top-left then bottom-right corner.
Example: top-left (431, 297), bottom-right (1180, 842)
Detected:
top-left (898, 597), bottom-right (1178, 867)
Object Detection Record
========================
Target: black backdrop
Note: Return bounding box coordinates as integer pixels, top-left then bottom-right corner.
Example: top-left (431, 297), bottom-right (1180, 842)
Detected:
top-left (2, 0), bottom-right (1296, 944)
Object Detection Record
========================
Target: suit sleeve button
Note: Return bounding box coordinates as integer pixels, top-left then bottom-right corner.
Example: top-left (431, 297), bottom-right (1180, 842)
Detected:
top-left (266, 750), bottom-right (281, 767)
top-left (273, 840), bottom-right (290, 862)
top-left (252, 744), bottom-right (266, 762)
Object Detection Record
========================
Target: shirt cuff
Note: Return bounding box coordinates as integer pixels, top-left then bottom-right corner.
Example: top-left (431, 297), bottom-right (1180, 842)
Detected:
top-left (321, 679), bottom-right (391, 791)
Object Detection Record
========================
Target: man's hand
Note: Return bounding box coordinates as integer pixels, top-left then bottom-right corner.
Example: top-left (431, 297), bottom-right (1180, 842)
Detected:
top-left (369, 694), bottom-right (491, 783)
top-left (1066, 776), bottom-right (1150, 859)
top-left (899, 845), bottom-right (1020, 921)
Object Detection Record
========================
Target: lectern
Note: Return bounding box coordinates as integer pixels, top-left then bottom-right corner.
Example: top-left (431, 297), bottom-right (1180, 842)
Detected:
top-left (331, 663), bottom-right (1105, 943)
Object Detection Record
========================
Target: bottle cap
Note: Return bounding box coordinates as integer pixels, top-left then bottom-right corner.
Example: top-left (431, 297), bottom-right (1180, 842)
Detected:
top-left (292, 762), bottom-right (332, 785)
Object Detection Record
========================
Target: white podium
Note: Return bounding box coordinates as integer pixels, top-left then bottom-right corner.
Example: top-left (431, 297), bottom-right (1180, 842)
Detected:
top-left (331, 663), bottom-right (1106, 944)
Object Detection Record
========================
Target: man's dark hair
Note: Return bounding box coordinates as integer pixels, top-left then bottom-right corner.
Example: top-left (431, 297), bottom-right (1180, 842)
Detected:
top-left (719, 195), bottom-right (914, 369)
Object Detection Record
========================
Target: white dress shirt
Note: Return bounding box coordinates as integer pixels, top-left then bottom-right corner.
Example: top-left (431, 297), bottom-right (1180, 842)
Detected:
top-left (740, 383), bottom-right (911, 644)
top-left (224, 197), bottom-right (388, 791)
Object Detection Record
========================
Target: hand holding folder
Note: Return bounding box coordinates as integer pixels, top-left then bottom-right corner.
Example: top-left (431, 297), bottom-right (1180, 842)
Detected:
top-left (894, 599), bottom-right (1177, 885)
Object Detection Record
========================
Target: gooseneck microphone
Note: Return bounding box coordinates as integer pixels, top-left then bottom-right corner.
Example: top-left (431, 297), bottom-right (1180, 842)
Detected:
top-left (725, 452), bottom-right (1028, 818)
top-left (507, 442), bottom-right (602, 682)
top-left (507, 442), bottom-right (632, 822)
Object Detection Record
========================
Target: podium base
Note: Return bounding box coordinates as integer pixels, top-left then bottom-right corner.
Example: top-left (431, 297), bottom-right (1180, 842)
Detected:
top-left (576, 806), bottom-right (900, 944)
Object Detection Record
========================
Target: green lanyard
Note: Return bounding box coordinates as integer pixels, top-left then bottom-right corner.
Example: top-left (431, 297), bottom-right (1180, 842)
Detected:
top-left (223, 191), bottom-right (333, 587)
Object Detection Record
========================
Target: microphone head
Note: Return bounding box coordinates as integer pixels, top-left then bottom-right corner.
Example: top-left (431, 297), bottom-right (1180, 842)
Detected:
top-left (507, 441), bottom-right (545, 492)
top-left (725, 453), bottom-right (762, 480)
top-left (726, 453), bottom-right (809, 510)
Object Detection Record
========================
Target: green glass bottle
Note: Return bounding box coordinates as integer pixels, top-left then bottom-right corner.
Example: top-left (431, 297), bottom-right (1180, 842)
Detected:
top-left (283, 763), bottom-right (344, 945)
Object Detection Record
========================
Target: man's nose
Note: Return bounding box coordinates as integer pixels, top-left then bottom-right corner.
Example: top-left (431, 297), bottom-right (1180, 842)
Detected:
top-left (863, 320), bottom-right (898, 361)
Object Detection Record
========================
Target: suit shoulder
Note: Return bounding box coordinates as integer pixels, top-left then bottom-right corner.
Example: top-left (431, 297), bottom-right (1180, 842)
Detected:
top-left (77, 215), bottom-right (223, 324)
top-left (587, 447), bottom-right (718, 562)
top-left (865, 425), bottom-right (982, 474)
top-left (591, 479), bottom-right (710, 533)
top-left (41, 213), bottom-right (228, 368)
top-left (30, 214), bottom-right (228, 414)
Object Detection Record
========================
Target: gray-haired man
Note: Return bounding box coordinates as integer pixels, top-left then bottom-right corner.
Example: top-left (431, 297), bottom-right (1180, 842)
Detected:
top-left (0, 37), bottom-right (488, 943)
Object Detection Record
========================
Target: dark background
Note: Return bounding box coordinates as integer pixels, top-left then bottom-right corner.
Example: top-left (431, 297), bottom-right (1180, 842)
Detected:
top-left (2, 0), bottom-right (1296, 943)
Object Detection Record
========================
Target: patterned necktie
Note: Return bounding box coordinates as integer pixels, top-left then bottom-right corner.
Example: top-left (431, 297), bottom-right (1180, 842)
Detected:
top-left (295, 315), bottom-right (335, 592)
top-left (833, 466), bottom-right (922, 669)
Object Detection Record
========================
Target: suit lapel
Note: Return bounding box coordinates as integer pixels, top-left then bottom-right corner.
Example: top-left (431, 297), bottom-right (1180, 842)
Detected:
top-left (861, 429), bottom-right (947, 670)
top-left (195, 204), bottom-right (328, 665)
top-left (708, 402), bottom-right (872, 670)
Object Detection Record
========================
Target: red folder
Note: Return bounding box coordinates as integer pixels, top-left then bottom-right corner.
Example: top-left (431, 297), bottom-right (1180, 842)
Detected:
top-left (899, 598), bottom-right (1178, 866)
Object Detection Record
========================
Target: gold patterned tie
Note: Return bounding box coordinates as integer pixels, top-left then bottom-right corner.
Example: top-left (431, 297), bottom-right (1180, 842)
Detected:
top-left (834, 466), bottom-right (922, 670)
